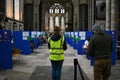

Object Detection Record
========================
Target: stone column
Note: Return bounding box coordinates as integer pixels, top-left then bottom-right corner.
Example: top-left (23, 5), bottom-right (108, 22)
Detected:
top-left (106, 0), bottom-right (111, 30)
top-left (79, 0), bottom-right (88, 30)
top-left (88, 0), bottom-right (95, 30)
top-left (33, 0), bottom-right (41, 31)
top-left (111, 0), bottom-right (117, 30)
top-left (88, 0), bottom-right (91, 30)
top-left (73, 0), bottom-right (79, 31)
top-left (91, 0), bottom-right (95, 27)
top-left (0, 0), bottom-right (5, 13)
top-left (24, 0), bottom-right (33, 30)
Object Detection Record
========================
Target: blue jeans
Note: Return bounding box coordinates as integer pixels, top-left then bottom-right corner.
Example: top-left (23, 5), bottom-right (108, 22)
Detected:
top-left (51, 60), bottom-right (64, 80)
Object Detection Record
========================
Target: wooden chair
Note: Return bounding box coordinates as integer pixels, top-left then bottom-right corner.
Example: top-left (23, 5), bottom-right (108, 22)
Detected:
top-left (12, 48), bottom-right (21, 60)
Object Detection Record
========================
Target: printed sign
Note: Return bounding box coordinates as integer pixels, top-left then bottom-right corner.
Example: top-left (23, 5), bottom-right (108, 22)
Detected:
top-left (31, 31), bottom-right (37, 38)
top-left (79, 32), bottom-right (86, 40)
top-left (75, 32), bottom-right (78, 38)
top-left (23, 32), bottom-right (29, 36)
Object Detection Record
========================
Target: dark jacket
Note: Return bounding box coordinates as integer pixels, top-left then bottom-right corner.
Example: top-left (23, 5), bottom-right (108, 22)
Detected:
top-left (48, 34), bottom-right (67, 50)
top-left (87, 31), bottom-right (113, 60)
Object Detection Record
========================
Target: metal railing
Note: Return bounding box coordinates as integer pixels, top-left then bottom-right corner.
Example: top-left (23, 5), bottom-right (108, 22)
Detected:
top-left (74, 58), bottom-right (85, 80)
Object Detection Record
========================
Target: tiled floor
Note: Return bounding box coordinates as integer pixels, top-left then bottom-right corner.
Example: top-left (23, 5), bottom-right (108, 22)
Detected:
top-left (0, 44), bottom-right (120, 80)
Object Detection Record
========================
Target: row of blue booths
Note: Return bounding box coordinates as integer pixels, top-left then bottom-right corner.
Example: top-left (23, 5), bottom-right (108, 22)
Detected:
top-left (0, 30), bottom-right (46, 69)
top-left (64, 31), bottom-right (117, 66)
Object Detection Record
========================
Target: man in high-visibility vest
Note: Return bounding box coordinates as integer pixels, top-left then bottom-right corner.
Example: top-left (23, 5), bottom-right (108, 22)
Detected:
top-left (48, 26), bottom-right (67, 80)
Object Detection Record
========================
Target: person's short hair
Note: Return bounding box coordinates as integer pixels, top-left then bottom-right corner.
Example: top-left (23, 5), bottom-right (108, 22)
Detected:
top-left (54, 26), bottom-right (61, 32)
top-left (92, 24), bottom-right (102, 31)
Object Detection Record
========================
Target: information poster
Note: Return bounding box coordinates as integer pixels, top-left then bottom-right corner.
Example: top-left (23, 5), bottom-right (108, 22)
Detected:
top-left (79, 32), bottom-right (86, 40)
top-left (22, 31), bottom-right (29, 40)
top-left (37, 32), bottom-right (41, 37)
top-left (22, 32), bottom-right (29, 36)
top-left (0, 31), bottom-right (11, 42)
top-left (68, 32), bottom-right (70, 36)
top-left (71, 32), bottom-right (74, 37)
top-left (75, 32), bottom-right (78, 38)
top-left (31, 31), bottom-right (36, 38)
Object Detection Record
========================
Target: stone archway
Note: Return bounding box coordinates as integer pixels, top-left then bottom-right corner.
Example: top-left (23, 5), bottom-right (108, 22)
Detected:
top-left (39, 0), bottom-right (73, 32)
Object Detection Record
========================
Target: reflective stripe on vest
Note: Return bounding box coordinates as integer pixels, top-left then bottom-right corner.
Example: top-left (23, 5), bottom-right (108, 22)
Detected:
top-left (49, 36), bottom-right (64, 60)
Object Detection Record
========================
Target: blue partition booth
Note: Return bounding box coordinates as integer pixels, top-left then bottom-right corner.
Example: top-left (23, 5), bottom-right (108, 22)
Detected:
top-left (105, 31), bottom-right (117, 65)
top-left (30, 31), bottom-right (39, 49)
top-left (13, 31), bottom-right (31, 55)
top-left (73, 32), bottom-right (79, 49)
top-left (39, 32), bottom-right (46, 45)
top-left (37, 32), bottom-right (42, 46)
top-left (29, 31), bottom-right (45, 49)
top-left (77, 31), bottom-right (86, 55)
top-left (66, 32), bottom-right (71, 44)
top-left (65, 32), bottom-right (69, 44)
top-left (64, 32), bottom-right (67, 43)
top-left (70, 32), bottom-right (74, 47)
top-left (0, 30), bottom-right (12, 69)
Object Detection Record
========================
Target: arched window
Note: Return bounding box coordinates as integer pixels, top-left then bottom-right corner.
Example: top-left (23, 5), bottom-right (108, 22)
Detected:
top-left (55, 16), bottom-right (60, 27)
top-left (49, 16), bottom-right (54, 32)
top-left (49, 9), bottom-right (53, 13)
top-left (55, 9), bottom-right (59, 13)
top-left (61, 16), bottom-right (65, 31)
top-left (55, 9), bottom-right (57, 13)
top-left (66, 12), bottom-right (68, 28)
top-left (48, 3), bottom-right (66, 32)
top-left (48, 3), bottom-right (65, 14)
top-left (61, 9), bottom-right (65, 13)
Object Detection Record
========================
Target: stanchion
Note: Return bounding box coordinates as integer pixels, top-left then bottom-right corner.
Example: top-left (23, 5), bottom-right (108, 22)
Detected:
top-left (74, 58), bottom-right (85, 80)
top-left (74, 58), bottom-right (77, 80)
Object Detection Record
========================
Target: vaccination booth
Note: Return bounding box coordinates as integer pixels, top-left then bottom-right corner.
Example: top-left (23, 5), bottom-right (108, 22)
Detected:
top-left (0, 30), bottom-right (12, 69)
top-left (65, 31), bottom-right (117, 66)
top-left (13, 31), bottom-right (31, 55)
top-left (13, 31), bottom-right (45, 55)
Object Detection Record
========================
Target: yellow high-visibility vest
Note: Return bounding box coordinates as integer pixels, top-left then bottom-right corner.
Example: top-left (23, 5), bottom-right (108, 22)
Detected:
top-left (48, 36), bottom-right (64, 61)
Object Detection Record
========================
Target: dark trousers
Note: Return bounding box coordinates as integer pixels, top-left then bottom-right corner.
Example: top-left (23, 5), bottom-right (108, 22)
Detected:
top-left (51, 60), bottom-right (63, 80)
top-left (94, 59), bottom-right (111, 80)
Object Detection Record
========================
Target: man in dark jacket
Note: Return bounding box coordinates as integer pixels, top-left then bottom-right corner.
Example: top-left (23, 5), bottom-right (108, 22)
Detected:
top-left (87, 24), bottom-right (113, 80)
